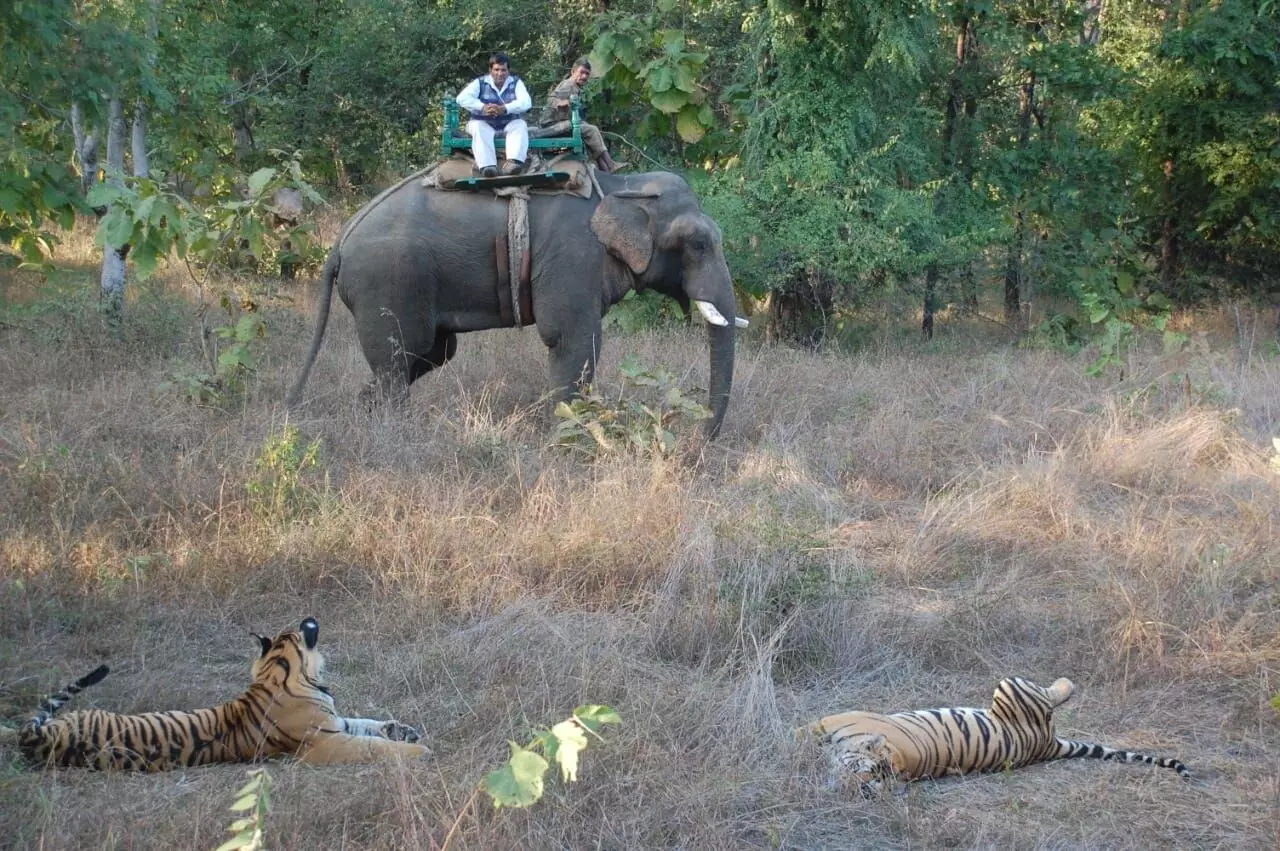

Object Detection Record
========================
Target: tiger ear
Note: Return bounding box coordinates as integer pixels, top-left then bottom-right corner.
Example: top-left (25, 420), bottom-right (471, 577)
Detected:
top-left (300, 617), bottom-right (319, 649)
top-left (251, 633), bottom-right (271, 657)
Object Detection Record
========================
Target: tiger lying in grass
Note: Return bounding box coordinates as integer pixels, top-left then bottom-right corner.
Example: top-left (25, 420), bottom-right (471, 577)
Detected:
top-left (1, 617), bottom-right (430, 771)
top-left (803, 676), bottom-right (1190, 796)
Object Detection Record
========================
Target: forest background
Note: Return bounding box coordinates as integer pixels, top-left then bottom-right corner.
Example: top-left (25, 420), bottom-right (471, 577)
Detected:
top-left (5, 0), bottom-right (1279, 340)
top-left (3, 1), bottom-right (1280, 849)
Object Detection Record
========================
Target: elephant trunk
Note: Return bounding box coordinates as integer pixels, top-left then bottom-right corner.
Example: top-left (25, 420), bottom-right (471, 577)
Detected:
top-left (706, 322), bottom-right (734, 438)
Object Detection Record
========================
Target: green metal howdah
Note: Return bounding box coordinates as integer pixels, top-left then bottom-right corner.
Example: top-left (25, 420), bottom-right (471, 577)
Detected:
top-left (440, 97), bottom-right (584, 154)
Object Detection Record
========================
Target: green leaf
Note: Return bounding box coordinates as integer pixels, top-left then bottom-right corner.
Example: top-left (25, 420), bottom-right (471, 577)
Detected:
top-left (672, 64), bottom-right (697, 94)
top-left (213, 829), bottom-right (259, 851)
top-left (132, 240), bottom-right (159, 280)
top-left (99, 209), bottom-right (135, 248)
top-left (151, 198), bottom-right (181, 228)
top-left (649, 88), bottom-right (690, 115)
top-left (234, 314), bottom-right (266, 342)
top-left (482, 744), bottom-right (549, 809)
top-left (647, 65), bottom-right (674, 93)
top-left (86, 184), bottom-right (124, 207)
top-left (217, 345), bottom-right (256, 373)
top-left (134, 196), bottom-right (155, 224)
top-left (246, 168), bottom-right (276, 197)
top-left (660, 30), bottom-right (686, 55)
top-left (1115, 270), bottom-right (1134, 295)
top-left (573, 704), bottom-right (622, 733)
top-left (614, 35), bottom-right (639, 69)
top-left (230, 795), bottom-right (259, 812)
top-left (676, 106), bottom-right (707, 143)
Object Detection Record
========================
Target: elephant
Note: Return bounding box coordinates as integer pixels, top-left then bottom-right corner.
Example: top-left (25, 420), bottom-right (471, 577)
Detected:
top-left (287, 169), bottom-right (748, 436)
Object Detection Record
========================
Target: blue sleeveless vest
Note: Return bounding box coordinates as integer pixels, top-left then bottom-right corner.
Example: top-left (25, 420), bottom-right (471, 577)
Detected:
top-left (472, 76), bottom-right (522, 129)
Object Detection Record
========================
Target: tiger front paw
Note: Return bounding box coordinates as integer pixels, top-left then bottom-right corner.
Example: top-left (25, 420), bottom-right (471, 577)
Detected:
top-left (380, 720), bottom-right (422, 743)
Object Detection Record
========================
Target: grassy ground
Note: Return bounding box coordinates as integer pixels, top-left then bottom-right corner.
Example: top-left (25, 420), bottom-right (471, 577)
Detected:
top-left (1, 224), bottom-right (1278, 849)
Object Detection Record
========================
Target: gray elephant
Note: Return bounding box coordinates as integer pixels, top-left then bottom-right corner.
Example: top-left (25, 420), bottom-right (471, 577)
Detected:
top-left (287, 169), bottom-right (747, 436)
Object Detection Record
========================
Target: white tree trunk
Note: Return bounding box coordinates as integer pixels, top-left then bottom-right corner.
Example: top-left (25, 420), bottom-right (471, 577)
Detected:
top-left (132, 98), bottom-right (149, 179)
top-left (100, 96), bottom-right (128, 317)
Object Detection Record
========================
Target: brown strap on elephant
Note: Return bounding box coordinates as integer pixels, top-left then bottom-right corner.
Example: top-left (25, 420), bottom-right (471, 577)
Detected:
top-left (494, 232), bottom-right (514, 326)
top-left (518, 249), bottom-right (534, 325)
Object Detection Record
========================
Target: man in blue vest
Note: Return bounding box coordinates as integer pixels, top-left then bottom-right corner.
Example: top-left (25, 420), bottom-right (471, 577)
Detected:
top-left (456, 53), bottom-right (533, 178)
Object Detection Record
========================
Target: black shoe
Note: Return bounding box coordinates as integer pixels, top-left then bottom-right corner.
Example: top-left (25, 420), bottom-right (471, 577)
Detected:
top-left (500, 160), bottom-right (525, 176)
top-left (481, 166), bottom-right (498, 178)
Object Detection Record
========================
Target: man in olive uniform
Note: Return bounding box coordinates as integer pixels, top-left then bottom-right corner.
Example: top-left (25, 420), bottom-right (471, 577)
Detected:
top-left (540, 58), bottom-right (624, 173)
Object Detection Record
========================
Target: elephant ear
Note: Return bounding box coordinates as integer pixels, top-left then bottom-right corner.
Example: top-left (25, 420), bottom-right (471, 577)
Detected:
top-left (591, 192), bottom-right (655, 275)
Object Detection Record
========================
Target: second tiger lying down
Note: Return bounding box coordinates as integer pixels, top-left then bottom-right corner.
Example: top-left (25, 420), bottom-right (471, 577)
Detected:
top-left (5, 617), bottom-right (430, 770)
top-left (803, 676), bottom-right (1189, 796)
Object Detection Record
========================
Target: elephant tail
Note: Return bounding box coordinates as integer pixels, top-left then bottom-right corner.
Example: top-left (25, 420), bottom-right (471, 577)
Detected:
top-left (286, 246), bottom-right (340, 408)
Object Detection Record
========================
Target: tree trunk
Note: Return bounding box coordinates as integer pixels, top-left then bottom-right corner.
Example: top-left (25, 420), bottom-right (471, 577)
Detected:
top-left (132, 98), bottom-right (150, 180)
top-left (100, 96), bottom-right (128, 320)
top-left (936, 14), bottom-right (980, 322)
top-left (922, 262), bottom-right (937, 339)
top-left (71, 103), bottom-right (100, 199)
top-left (1004, 69), bottom-right (1036, 330)
top-left (1159, 158), bottom-right (1180, 294)
top-left (1082, 0), bottom-right (1103, 45)
top-left (232, 102), bottom-right (255, 164)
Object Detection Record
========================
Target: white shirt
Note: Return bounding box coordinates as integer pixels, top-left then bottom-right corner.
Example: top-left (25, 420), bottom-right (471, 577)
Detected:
top-left (456, 74), bottom-right (532, 116)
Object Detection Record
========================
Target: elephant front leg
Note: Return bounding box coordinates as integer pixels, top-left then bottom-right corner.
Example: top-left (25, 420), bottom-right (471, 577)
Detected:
top-left (545, 321), bottom-right (603, 402)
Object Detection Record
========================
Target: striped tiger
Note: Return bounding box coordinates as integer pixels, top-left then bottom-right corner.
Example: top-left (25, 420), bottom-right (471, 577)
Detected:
top-left (2, 617), bottom-right (430, 771)
top-left (803, 677), bottom-right (1190, 796)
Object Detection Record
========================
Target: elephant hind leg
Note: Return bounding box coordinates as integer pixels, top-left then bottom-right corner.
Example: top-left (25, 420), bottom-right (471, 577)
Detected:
top-left (407, 332), bottom-right (457, 383)
top-left (358, 331), bottom-right (456, 410)
top-left (359, 372), bottom-right (410, 411)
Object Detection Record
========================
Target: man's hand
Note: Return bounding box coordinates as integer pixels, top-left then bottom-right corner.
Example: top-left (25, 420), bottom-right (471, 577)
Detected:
top-left (482, 103), bottom-right (506, 116)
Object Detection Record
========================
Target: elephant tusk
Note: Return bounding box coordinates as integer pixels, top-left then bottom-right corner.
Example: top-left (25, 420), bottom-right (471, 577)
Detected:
top-left (694, 300), bottom-right (729, 327)
top-left (735, 316), bottom-right (749, 328)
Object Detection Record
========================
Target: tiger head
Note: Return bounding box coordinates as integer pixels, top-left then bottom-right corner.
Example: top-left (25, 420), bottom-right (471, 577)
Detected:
top-left (251, 617), bottom-right (326, 688)
top-left (827, 732), bottom-right (896, 798)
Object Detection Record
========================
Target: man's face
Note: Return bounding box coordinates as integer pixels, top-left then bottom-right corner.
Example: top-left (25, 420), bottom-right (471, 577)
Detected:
top-left (570, 65), bottom-right (591, 86)
top-left (490, 63), bottom-right (510, 87)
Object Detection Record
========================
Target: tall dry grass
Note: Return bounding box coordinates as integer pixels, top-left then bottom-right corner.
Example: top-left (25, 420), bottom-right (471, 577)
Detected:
top-left (2, 224), bottom-right (1279, 849)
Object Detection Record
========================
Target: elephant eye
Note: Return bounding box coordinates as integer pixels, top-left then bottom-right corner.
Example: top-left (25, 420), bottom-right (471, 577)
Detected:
top-left (688, 238), bottom-right (708, 252)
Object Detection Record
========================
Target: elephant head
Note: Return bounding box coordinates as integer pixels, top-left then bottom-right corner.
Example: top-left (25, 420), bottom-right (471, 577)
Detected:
top-left (590, 177), bottom-right (746, 437)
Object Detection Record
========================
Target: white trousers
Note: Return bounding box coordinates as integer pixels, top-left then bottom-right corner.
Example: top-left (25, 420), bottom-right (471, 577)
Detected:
top-left (466, 118), bottom-right (529, 168)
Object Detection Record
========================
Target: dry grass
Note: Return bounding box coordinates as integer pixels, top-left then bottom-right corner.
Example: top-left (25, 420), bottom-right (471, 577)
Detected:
top-left (2, 225), bottom-right (1279, 849)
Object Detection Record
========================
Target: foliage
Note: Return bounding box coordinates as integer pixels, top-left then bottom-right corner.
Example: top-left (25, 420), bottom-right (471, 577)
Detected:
top-left (591, 0), bottom-right (715, 145)
top-left (0, 2), bottom-right (88, 264)
top-left (553, 356), bottom-right (712, 458)
top-left (480, 705), bottom-right (621, 809)
top-left (4, 0), bottom-right (1279, 344)
top-left (89, 153), bottom-right (321, 402)
top-left (88, 154), bottom-right (324, 281)
top-left (438, 705), bottom-right (621, 851)
top-left (160, 303), bottom-right (266, 404)
top-left (602, 290), bottom-right (686, 333)
top-left (245, 424), bottom-right (324, 524)
top-left (214, 767), bottom-right (271, 851)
